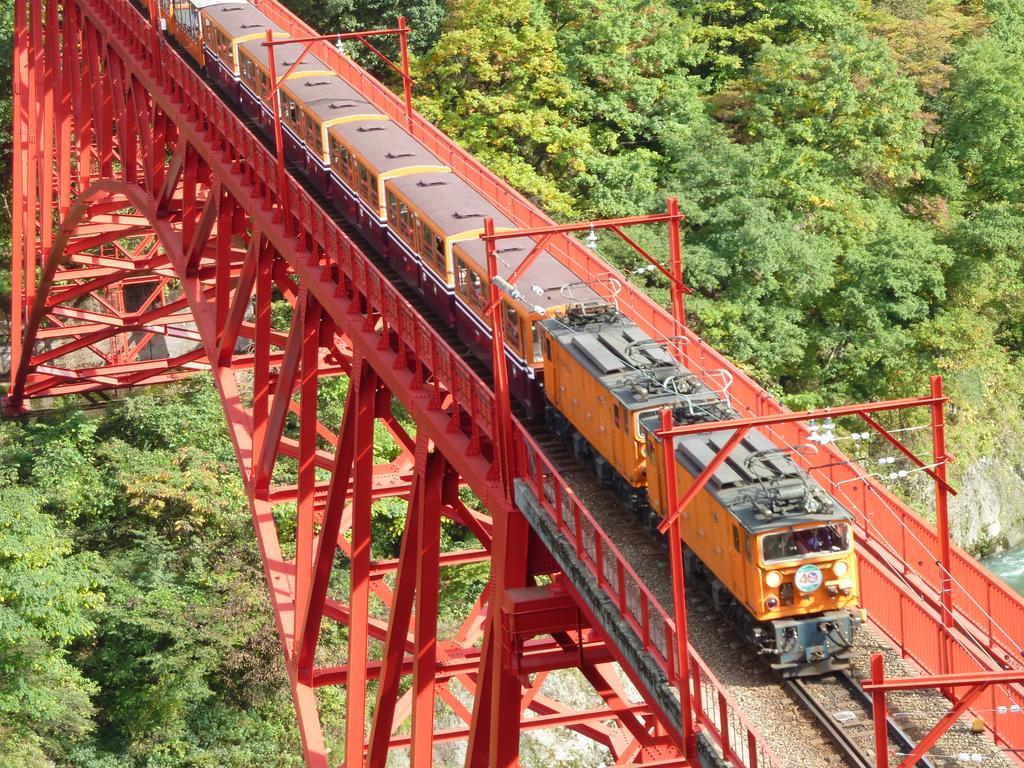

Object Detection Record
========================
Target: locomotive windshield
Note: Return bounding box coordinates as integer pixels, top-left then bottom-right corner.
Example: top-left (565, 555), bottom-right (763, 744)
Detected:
top-left (761, 524), bottom-right (850, 563)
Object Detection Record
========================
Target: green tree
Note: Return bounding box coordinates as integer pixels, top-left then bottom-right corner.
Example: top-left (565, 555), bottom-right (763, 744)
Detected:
top-left (722, 27), bottom-right (928, 189)
top-left (416, 0), bottom-right (587, 216)
top-left (0, 381), bottom-right (322, 767)
top-left (934, 35), bottom-right (1024, 207)
top-left (551, 0), bottom-right (706, 215)
top-left (670, 0), bottom-right (857, 86)
top-left (813, 200), bottom-right (953, 398)
top-left (0, 483), bottom-right (102, 767)
top-left (868, 0), bottom-right (982, 99)
top-left (281, 0), bottom-right (447, 57)
top-left (946, 203), bottom-right (1024, 355)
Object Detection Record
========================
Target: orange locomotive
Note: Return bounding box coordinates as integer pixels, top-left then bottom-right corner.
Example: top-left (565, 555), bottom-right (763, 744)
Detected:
top-left (540, 305), bottom-right (860, 676)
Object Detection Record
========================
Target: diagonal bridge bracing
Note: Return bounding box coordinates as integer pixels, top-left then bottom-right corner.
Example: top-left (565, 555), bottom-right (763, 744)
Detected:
top-left (8, 0), bottom-right (1024, 765)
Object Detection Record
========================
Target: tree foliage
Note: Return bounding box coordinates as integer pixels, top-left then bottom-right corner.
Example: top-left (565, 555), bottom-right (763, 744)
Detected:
top-left (935, 34), bottom-right (1024, 207)
top-left (0, 485), bottom-right (101, 768)
top-left (721, 28), bottom-right (928, 187)
top-left (0, 383), bottom-right (311, 767)
top-left (6, 0), bottom-right (1024, 761)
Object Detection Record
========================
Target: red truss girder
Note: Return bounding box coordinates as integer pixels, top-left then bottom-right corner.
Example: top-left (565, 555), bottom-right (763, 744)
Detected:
top-left (864, 655), bottom-right (1024, 768)
top-left (17, 0), bottom-right (1024, 766)
top-left (7, 1), bottom-right (740, 766)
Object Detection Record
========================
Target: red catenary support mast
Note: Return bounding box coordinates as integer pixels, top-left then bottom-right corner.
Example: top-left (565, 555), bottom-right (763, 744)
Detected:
top-left (11, 0), bottom-right (1024, 765)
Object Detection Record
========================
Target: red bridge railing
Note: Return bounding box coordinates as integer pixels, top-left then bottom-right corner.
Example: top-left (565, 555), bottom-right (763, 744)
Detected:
top-left (245, 3), bottom-right (1024, 756)
top-left (85, 0), bottom-right (788, 761)
top-left (83, 0), bottom-right (1024, 759)
top-left (515, 433), bottom-right (784, 768)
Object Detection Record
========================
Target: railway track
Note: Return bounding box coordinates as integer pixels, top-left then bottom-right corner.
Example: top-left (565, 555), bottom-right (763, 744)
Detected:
top-left (144, 18), bottom-right (934, 768)
top-left (786, 671), bottom-right (936, 768)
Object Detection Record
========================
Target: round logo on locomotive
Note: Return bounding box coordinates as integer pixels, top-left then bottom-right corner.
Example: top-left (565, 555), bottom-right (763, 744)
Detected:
top-left (794, 564), bottom-right (824, 593)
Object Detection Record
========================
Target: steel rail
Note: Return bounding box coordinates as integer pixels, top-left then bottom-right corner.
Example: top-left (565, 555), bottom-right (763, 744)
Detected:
top-left (785, 672), bottom-right (937, 768)
top-left (785, 676), bottom-right (873, 768)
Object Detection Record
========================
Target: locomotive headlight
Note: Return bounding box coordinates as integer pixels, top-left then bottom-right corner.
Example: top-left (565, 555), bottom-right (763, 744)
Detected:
top-left (765, 571), bottom-right (782, 588)
top-left (833, 561), bottom-right (849, 577)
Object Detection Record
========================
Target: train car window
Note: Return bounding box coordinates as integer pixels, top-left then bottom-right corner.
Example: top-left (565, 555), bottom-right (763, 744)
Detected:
top-left (761, 524), bottom-right (849, 564)
top-left (333, 145), bottom-right (351, 180)
top-left (330, 138), bottom-right (343, 171)
top-left (613, 405), bottom-right (621, 429)
top-left (385, 192), bottom-right (399, 225)
top-left (240, 55), bottom-right (256, 86)
top-left (455, 257), bottom-right (486, 309)
top-left (732, 525), bottom-right (740, 552)
top-left (433, 232), bottom-right (445, 271)
top-left (358, 164), bottom-right (371, 199)
top-left (308, 117), bottom-right (322, 155)
top-left (396, 201), bottom-right (416, 243)
top-left (420, 222), bottom-right (440, 270)
top-left (183, 6), bottom-right (200, 41)
top-left (745, 535), bottom-right (752, 561)
top-left (532, 321), bottom-right (544, 364)
top-left (369, 174), bottom-right (380, 208)
top-left (409, 211), bottom-right (421, 252)
top-left (544, 338), bottom-right (552, 361)
top-left (397, 202), bottom-right (408, 232)
top-left (455, 258), bottom-right (469, 295)
top-left (469, 271), bottom-right (486, 310)
top-left (504, 303), bottom-right (522, 353)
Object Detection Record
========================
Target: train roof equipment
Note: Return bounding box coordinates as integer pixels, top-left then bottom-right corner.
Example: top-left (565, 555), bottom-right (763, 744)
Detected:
top-left (237, 40), bottom-right (334, 79)
top-left (201, 3), bottom-right (284, 38)
top-left (657, 425), bottom-right (855, 533)
top-left (279, 76), bottom-right (384, 122)
top-left (539, 306), bottom-right (733, 415)
top-left (330, 120), bottom-right (448, 176)
top-left (387, 173), bottom-right (515, 238)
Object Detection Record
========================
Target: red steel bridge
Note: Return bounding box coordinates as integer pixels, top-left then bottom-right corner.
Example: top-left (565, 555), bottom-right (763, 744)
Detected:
top-left (7, 0), bottom-right (1024, 765)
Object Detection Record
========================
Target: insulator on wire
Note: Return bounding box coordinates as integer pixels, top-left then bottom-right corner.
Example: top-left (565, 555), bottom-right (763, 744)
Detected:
top-left (492, 276), bottom-right (523, 302)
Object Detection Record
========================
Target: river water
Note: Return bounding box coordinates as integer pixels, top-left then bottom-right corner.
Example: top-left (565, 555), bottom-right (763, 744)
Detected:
top-left (981, 545), bottom-right (1024, 595)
